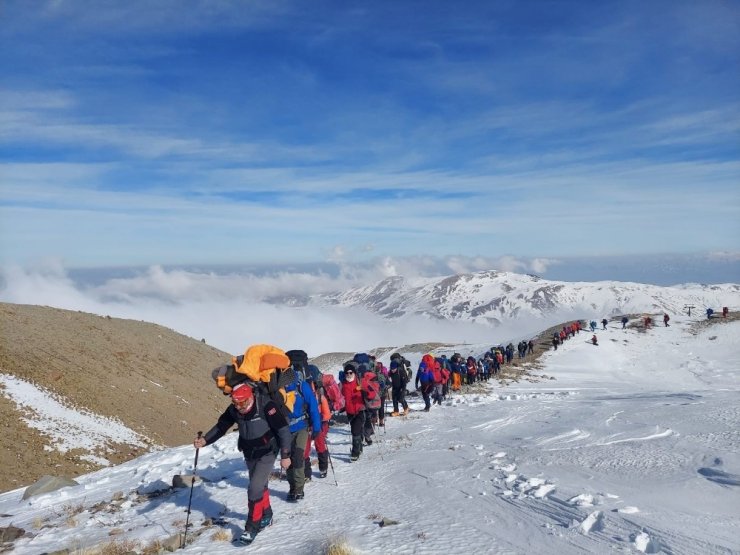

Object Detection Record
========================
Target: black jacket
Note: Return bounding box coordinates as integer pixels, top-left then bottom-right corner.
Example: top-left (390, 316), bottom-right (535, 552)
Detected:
top-left (204, 393), bottom-right (292, 460)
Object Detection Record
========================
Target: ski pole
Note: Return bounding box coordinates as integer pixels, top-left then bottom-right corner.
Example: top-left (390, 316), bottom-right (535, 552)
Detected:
top-left (182, 431), bottom-right (202, 549)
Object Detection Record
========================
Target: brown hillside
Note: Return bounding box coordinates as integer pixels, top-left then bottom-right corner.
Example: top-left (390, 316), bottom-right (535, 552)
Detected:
top-left (0, 303), bottom-right (233, 493)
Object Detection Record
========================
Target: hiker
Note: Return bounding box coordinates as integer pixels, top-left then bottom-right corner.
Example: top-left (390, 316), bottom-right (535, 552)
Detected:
top-left (494, 350), bottom-right (503, 374)
top-left (552, 334), bottom-right (559, 351)
top-left (415, 355), bottom-right (435, 411)
top-left (449, 354), bottom-right (463, 391)
top-left (439, 355), bottom-right (451, 396)
top-left (350, 354), bottom-right (377, 443)
top-left (389, 356), bottom-right (410, 415)
top-left (589, 320), bottom-right (597, 332)
top-left (591, 335), bottom-right (598, 346)
top-left (621, 316), bottom-right (628, 329)
top-left (194, 383), bottom-right (291, 545)
top-left (465, 356), bottom-right (477, 385)
top-left (663, 313), bottom-right (670, 327)
top-left (527, 339), bottom-right (534, 355)
top-left (304, 367), bottom-right (331, 480)
top-left (284, 366), bottom-right (321, 501)
top-left (431, 359), bottom-right (445, 404)
top-left (601, 318), bottom-right (608, 330)
top-left (722, 306), bottom-right (728, 318)
top-left (706, 308), bottom-right (714, 319)
top-left (340, 365), bottom-right (367, 461)
top-left (374, 361), bottom-right (389, 427)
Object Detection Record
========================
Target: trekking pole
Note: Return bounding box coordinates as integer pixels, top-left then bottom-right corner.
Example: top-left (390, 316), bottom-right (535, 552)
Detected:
top-left (325, 439), bottom-right (338, 486)
top-left (182, 431), bottom-right (202, 549)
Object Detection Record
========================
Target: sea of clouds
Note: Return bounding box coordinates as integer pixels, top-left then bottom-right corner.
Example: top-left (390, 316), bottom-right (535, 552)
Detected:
top-left (0, 259), bottom-right (525, 355)
top-left (2, 253), bottom-right (737, 356)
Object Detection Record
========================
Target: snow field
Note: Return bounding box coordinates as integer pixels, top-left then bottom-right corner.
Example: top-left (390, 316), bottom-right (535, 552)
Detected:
top-left (1, 317), bottom-right (738, 554)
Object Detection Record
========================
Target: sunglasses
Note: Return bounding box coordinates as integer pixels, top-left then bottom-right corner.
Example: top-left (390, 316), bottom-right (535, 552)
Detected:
top-left (232, 398), bottom-right (253, 409)
top-left (345, 370), bottom-right (355, 375)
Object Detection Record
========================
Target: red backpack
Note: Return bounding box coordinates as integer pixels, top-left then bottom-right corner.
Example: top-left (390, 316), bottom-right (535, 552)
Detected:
top-left (321, 373), bottom-right (345, 412)
top-left (432, 363), bottom-right (443, 383)
top-left (361, 372), bottom-right (381, 410)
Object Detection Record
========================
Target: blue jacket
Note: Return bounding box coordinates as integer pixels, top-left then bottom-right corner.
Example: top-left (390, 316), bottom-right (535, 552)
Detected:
top-left (415, 364), bottom-right (434, 388)
top-left (285, 377), bottom-right (322, 435)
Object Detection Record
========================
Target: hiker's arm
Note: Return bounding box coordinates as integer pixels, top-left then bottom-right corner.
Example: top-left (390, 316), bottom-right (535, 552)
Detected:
top-left (303, 382), bottom-right (322, 436)
top-left (202, 407), bottom-right (236, 446)
top-left (266, 407), bottom-right (292, 465)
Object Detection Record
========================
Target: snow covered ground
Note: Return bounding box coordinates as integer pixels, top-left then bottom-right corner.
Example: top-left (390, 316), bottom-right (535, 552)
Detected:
top-left (1, 315), bottom-right (739, 554)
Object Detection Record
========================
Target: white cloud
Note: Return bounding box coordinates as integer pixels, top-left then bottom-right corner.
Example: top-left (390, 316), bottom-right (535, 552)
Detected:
top-left (0, 261), bottom-right (541, 355)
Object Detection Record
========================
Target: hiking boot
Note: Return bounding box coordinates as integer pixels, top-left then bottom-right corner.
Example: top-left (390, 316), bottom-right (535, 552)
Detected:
top-left (390, 411), bottom-right (400, 417)
top-left (403, 407), bottom-right (410, 415)
top-left (259, 508), bottom-right (273, 530)
top-left (235, 529), bottom-right (258, 545)
top-left (319, 471), bottom-right (327, 479)
top-left (365, 438), bottom-right (373, 446)
top-left (287, 492), bottom-right (304, 502)
top-left (237, 521), bottom-right (260, 545)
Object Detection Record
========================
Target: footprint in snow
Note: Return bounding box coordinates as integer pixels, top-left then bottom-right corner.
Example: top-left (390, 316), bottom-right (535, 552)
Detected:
top-left (617, 506), bottom-right (639, 514)
top-left (532, 484), bottom-right (556, 498)
top-left (579, 510), bottom-right (604, 534)
top-left (633, 530), bottom-right (660, 553)
top-left (569, 493), bottom-right (594, 507)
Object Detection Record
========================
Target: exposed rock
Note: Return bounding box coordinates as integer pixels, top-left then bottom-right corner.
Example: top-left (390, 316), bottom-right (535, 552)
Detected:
top-left (0, 525), bottom-right (25, 541)
top-left (172, 474), bottom-right (199, 488)
top-left (22, 475), bottom-right (79, 500)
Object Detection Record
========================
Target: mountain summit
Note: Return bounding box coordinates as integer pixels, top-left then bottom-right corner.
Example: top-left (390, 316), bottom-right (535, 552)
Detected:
top-left (319, 271), bottom-right (738, 325)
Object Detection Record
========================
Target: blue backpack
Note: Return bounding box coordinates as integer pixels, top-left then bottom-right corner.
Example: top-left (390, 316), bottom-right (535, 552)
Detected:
top-left (353, 353), bottom-right (372, 379)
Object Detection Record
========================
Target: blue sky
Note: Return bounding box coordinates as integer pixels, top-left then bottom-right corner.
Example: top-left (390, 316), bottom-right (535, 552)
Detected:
top-left (1, 0), bottom-right (739, 276)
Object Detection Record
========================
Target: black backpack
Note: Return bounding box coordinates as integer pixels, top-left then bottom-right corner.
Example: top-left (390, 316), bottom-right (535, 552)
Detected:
top-left (285, 349), bottom-right (309, 381)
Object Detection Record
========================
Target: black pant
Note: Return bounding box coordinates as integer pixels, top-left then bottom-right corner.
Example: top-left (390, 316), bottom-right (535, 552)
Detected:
top-left (363, 409), bottom-right (376, 441)
top-left (349, 411), bottom-right (366, 457)
top-left (421, 384), bottom-right (432, 409)
top-left (392, 387), bottom-right (408, 412)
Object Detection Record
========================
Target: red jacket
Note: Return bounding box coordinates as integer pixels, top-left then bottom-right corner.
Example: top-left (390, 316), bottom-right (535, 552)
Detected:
top-left (341, 379), bottom-right (366, 416)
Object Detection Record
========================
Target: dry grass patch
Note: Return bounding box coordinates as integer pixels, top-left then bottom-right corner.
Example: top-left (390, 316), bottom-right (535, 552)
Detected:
top-left (323, 536), bottom-right (356, 555)
top-left (70, 538), bottom-right (140, 555)
top-left (211, 529), bottom-right (231, 542)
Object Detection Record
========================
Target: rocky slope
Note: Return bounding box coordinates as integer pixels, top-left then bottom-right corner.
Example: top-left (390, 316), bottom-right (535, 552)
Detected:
top-left (0, 303), bottom-right (230, 493)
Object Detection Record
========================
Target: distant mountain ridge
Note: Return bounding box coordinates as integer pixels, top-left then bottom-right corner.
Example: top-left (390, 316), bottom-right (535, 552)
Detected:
top-left (317, 270), bottom-right (739, 325)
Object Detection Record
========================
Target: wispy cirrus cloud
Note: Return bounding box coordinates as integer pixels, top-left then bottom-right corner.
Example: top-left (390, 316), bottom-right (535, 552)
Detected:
top-left (0, 1), bottom-right (737, 268)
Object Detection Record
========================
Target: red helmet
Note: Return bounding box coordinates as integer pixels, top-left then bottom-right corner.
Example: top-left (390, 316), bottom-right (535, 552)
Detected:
top-left (231, 384), bottom-right (253, 404)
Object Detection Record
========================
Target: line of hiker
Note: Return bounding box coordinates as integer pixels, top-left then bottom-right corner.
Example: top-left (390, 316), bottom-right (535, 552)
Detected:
top-left (552, 321), bottom-right (582, 350)
top-left (195, 342), bottom-right (529, 545)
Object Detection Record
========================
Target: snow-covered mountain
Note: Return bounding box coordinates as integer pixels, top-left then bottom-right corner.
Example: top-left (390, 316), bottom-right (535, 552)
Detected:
top-left (318, 270), bottom-right (739, 325)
